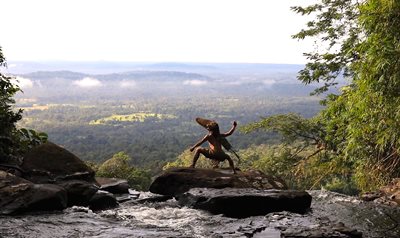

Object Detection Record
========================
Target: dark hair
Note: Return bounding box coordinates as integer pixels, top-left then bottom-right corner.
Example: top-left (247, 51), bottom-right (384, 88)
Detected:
top-left (209, 124), bottom-right (220, 136)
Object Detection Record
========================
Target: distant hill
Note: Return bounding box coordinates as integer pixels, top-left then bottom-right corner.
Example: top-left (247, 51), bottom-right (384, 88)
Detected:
top-left (8, 61), bottom-right (304, 75)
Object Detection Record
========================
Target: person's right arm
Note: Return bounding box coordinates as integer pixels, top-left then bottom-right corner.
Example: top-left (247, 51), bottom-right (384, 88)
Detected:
top-left (190, 134), bottom-right (209, 151)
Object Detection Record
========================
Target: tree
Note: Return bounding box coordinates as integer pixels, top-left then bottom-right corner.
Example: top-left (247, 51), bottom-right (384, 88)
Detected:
top-left (247, 0), bottom-right (400, 192)
top-left (0, 47), bottom-right (47, 161)
top-left (242, 114), bottom-right (358, 194)
top-left (97, 152), bottom-right (151, 191)
top-left (0, 46), bottom-right (23, 159)
top-left (297, 0), bottom-right (400, 191)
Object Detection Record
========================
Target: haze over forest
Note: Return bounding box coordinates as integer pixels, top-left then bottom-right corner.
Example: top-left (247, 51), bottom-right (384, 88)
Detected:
top-left (9, 61), bottom-right (324, 172)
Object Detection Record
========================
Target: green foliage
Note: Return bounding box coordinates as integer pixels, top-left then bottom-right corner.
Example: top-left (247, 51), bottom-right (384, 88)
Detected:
top-left (0, 47), bottom-right (23, 159)
top-left (242, 113), bottom-right (325, 146)
top-left (243, 0), bottom-right (400, 192)
top-left (97, 152), bottom-right (151, 191)
top-left (235, 140), bottom-right (359, 194)
top-left (291, 0), bottom-right (361, 94)
top-left (15, 128), bottom-right (48, 155)
top-left (85, 160), bottom-right (100, 173)
top-left (0, 47), bottom-right (48, 160)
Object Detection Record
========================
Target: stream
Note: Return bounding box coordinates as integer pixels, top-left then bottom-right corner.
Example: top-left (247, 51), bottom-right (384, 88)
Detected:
top-left (1, 190), bottom-right (399, 238)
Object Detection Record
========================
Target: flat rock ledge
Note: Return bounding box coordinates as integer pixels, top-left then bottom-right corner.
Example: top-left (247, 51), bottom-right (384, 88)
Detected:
top-left (177, 188), bottom-right (312, 218)
top-left (150, 167), bottom-right (287, 196)
top-left (96, 177), bottom-right (129, 194)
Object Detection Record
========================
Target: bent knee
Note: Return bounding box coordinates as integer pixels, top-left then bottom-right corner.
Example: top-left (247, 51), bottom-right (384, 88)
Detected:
top-left (195, 147), bottom-right (207, 153)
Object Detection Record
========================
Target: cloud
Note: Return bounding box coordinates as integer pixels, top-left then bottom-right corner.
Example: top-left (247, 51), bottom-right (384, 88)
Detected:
top-left (225, 81), bottom-right (243, 86)
top-left (183, 80), bottom-right (207, 86)
top-left (14, 76), bottom-right (33, 88)
top-left (73, 77), bottom-right (102, 88)
top-left (262, 79), bottom-right (276, 87)
top-left (120, 80), bottom-right (137, 88)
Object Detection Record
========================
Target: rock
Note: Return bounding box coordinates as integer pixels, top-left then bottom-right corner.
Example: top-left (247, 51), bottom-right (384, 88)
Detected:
top-left (135, 195), bottom-right (173, 204)
top-left (21, 142), bottom-right (96, 184)
top-left (89, 190), bottom-right (118, 211)
top-left (149, 167), bottom-right (287, 196)
top-left (177, 188), bottom-right (312, 218)
top-left (96, 177), bottom-right (129, 194)
top-left (0, 171), bottom-right (67, 214)
top-left (390, 191), bottom-right (400, 205)
top-left (19, 142), bottom-right (100, 207)
top-left (360, 191), bottom-right (383, 202)
top-left (279, 222), bottom-right (362, 238)
top-left (361, 178), bottom-right (400, 206)
top-left (115, 194), bottom-right (133, 203)
top-left (57, 180), bottom-right (98, 206)
top-left (379, 178), bottom-right (400, 206)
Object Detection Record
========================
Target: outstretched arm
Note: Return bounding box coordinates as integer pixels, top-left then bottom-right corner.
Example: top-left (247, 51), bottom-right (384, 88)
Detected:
top-left (190, 134), bottom-right (209, 152)
top-left (222, 121), bottom-right (237, 137)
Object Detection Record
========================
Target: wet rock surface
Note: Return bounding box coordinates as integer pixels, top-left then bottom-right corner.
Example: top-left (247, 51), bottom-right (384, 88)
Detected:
top-left (149, 167), bottom-right (287, 196)
top-left (96, 177), bottom-right (129, 194)
top-left (177, 188), bottom-right (312, 218)
top-left (89, 190), bottom-right (118, 211)
top-left (0, 190), bottom-right (399, 237)
top-left (0, 171), bottom-right (67, 214)
top-left (57, 179), bottom-right (98, 206)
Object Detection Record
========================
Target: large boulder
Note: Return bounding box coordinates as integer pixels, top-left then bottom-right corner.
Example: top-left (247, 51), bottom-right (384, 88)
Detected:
top-left (89, 190), bottom-right (118, 211)
top-left (149, 167), bottom-right (287, 196)
top-left (0, 171), bottom-right (67, 214)
top-left (21, 142), bottom-right (96, 184)
top-left (57, 180), bottom-right (98, 206)
top-left (177, 187), bottom-right (312, 218)
top-left (96, 177), bottom-right (129, 194)
top-left (20, 142), bottom-right (99, 207)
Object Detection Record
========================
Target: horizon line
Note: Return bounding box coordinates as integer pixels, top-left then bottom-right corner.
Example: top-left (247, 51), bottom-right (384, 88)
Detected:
top-left (7, 60), bottom-right (305, 65)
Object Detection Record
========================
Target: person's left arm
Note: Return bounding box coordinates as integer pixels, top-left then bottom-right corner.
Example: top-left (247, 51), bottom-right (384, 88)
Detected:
top-left (221, 121), bottom-right (237, 137)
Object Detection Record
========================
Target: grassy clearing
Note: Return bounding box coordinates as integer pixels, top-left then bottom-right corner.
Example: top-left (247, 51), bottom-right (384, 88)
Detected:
top-left (89, 112), bottom-right (177, 125)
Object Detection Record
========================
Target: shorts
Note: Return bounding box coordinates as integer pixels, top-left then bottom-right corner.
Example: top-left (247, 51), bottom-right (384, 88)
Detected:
top-left (202, 149), bottom-right (231, 162)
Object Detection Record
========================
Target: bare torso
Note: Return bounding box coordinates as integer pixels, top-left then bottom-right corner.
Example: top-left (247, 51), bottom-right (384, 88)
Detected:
top-left (207, 134), bottom-right (223, 153)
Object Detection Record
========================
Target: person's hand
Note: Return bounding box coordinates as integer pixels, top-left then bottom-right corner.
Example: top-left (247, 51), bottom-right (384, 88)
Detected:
top-left (233, 121), bottom-right (237, 127)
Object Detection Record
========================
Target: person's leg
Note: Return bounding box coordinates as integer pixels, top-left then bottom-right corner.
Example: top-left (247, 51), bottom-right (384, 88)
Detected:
top-left (226, 156), bottom-right (236, 174)
top-left (191, 147), bottom-right (208, 168)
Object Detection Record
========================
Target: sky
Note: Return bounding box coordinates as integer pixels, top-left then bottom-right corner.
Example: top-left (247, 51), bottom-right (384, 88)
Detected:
top-left (1, 0), bottom-right (315, 64)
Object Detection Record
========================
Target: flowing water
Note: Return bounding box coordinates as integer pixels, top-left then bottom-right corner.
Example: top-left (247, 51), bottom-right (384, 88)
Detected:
top-left (0, 190), bottom-right (399, 238)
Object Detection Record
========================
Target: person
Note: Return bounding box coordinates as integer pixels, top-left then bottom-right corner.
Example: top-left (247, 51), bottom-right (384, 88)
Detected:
top-left (189, 118), bottom-right (237, 174)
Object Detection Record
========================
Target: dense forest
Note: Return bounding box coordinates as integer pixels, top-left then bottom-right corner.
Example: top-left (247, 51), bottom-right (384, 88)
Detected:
top-left (13, 66), bottom-right (322, 176)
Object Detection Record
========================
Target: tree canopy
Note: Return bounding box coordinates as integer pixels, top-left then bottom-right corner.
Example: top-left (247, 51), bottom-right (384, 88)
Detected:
top-left (96, 151), bottom-right (151, 190)
top-left (0, 47), bottom-right (47, 161)
top-left (246, 0), bottom-right (400, 192)
top-left (0, 46), bottom-right (23, 159)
